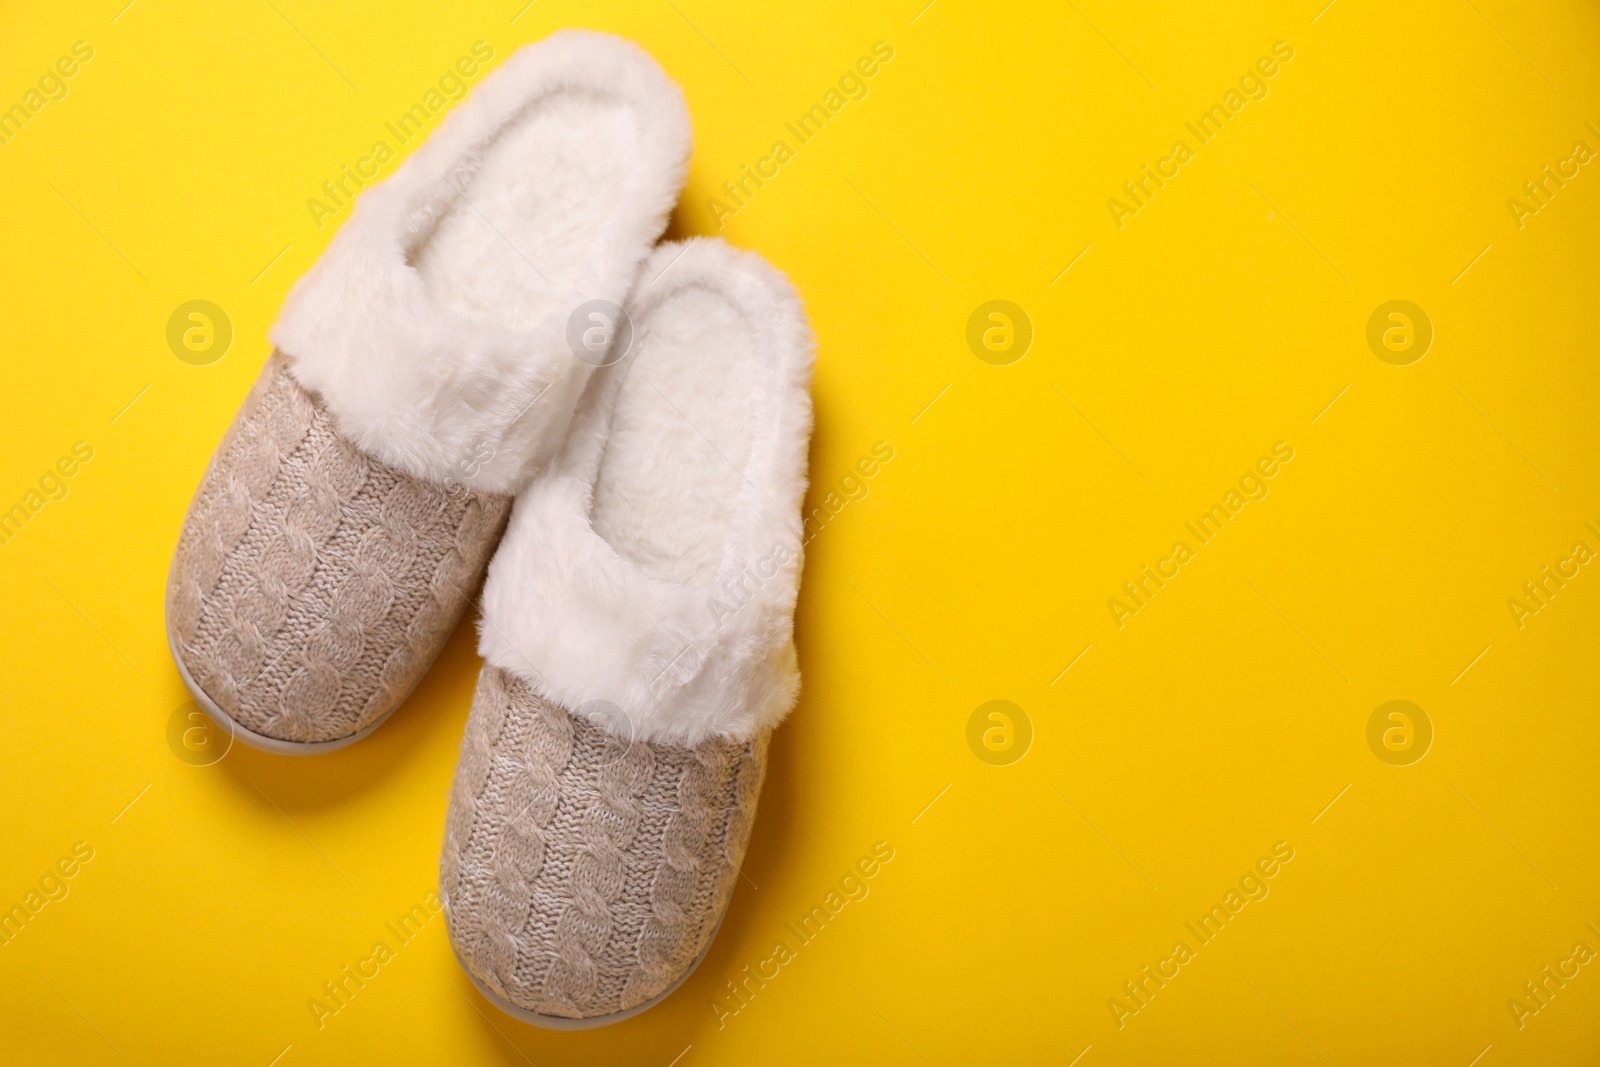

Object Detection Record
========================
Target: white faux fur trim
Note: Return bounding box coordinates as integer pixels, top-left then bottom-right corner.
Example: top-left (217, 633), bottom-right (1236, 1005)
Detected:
top-left (478, 239), bottom-right (815, 745)
top-left (269, 31), bottom-right (691, 493)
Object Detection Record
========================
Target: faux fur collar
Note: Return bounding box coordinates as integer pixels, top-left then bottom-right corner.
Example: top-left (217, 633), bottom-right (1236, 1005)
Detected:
top-left (477, 239), bottom-right (816, 745)
top-left (269, 31), bottom-right (691, 494)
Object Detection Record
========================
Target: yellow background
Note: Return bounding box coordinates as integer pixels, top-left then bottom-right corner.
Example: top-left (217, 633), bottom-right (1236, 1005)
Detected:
top-left (2, 0), bottom-right (1597, 1063)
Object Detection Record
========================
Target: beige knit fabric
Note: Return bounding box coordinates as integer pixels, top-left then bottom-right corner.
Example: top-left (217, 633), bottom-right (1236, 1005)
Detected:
top-left (167, 353), bottom-right (511, 745)
top-left (442, 666), bottom-right (770, 1019)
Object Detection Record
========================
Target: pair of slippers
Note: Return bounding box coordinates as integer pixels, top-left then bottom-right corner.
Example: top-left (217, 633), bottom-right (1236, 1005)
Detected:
top-left (165, 30), bottom-right (813, 1027)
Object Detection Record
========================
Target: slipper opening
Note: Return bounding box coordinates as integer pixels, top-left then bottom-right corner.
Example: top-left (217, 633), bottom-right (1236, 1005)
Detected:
top-left (589, 279), bottom-right (761, 586)
top-left (410, 88), bottom-right (641, 333)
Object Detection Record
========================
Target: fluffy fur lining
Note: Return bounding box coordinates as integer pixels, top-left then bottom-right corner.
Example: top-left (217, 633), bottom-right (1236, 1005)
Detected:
top-left (478, 239), bottom-right (815, 745)
top-left (270, 31), bottom-right (691, 493)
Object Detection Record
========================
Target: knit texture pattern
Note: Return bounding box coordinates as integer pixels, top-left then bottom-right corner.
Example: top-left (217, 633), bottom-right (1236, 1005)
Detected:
top-left (441, 666), bottom-right (770, 1019)
top-left (167, 353), bottom-right (511, 744)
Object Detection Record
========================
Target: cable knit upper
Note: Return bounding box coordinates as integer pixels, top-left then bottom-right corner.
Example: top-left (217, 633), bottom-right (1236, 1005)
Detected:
top-left (167, 354), bottom-right (510, 744)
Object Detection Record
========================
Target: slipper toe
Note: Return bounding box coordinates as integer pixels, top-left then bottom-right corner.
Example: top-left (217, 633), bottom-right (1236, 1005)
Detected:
top-left (440, 667), bottom-right (769, 1025)
top-left (167, 354), bottom-right (511, 750)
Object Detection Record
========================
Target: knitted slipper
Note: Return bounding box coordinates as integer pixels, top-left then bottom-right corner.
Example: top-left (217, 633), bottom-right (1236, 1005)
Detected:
top-left (439, 238), bottom-right (815, 1026)
top-left (166, 31), bottom-right (691, 753)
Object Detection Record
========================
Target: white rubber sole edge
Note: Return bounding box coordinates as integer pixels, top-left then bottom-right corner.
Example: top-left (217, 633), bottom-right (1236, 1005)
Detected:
top-left (448, 905), bottom-right (729, 1030)
top-left (164, 609), bottom-right (410, 755)
top-left (161, 529), bottom-right (449, 755)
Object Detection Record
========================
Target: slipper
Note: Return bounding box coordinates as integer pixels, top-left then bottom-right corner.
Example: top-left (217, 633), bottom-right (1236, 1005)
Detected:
top-left (165, 31), bottom-right (691, 753)
top-left (439, 238), bottom-right (815, 1025)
